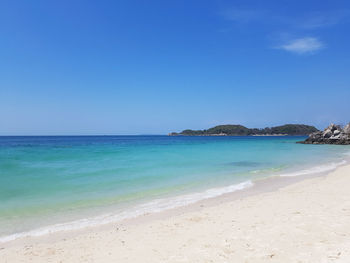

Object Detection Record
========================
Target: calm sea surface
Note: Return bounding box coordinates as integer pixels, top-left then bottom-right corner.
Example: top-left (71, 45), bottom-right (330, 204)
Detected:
top-left (1, 135), bottom-right (349, 241)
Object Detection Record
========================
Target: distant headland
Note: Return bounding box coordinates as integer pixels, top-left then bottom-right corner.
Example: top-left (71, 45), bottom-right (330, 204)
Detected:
top-left (169, 124), bottom-right (318, 136)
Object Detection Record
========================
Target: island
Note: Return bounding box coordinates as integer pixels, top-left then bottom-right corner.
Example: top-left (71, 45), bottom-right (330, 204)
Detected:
top-left (169, 124), bottom-right (318, 136)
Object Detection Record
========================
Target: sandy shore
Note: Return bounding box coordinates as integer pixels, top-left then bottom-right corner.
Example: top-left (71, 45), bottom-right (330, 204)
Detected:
top-left (1, 164), bottom-right (350, 262)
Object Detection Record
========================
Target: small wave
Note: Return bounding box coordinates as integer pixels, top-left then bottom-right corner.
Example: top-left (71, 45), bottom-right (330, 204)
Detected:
top-left (279, 160), bottom-right (347, 177)
top-left (0, 180), bottom-right (253, 243)
top-left (250, 166), bottom-right (284, 174)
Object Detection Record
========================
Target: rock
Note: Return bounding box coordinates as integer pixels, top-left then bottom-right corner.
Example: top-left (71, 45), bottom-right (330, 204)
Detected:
top-left (323, 129), bottom-right (332, 138)
top-left (333, 130), bottom-right (341, 136)
top-left (298, 122), bottom-right (350, 145)
top-left (329, 123), bottom-right (341, 132)
top-left (344, 123), bottom-right (350, 134)
top-left (309, 132), bottom-right (322, 140)
top-left (339, 133), bottom-right (349, 140)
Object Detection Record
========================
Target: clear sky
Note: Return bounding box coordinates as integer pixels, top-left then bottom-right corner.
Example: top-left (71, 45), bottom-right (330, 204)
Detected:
top-left (1, 0), bottom-right (350, 135)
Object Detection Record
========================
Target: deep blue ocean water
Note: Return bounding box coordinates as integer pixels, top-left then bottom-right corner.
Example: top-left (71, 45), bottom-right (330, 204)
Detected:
top-left (0, 135), bottom-right (349, 241)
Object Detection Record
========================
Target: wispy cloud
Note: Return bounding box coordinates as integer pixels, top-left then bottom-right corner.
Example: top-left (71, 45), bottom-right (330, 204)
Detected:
top-left (219, 7), bottom-right (347, 55)
top-left (277, 37), bottom-right (324, 54)
top-left (298, 10), bottom-right (350, 29)
top-left (220, 8), bottom-right (350, 29)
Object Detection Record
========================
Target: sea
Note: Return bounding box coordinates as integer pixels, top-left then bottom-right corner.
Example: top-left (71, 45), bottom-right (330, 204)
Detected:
top-left (1, 135), bottom-right (349, 242)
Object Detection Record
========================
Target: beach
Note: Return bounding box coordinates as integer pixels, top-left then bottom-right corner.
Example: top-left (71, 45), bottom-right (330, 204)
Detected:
top-left (3, 0), bottom-right (350, 261)
top-left (1, 162), bottom-right (350, 262)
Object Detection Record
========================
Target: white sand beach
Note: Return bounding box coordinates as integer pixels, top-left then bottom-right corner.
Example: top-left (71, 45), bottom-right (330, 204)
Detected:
top-left (1, 164), bottom-right (350, 263)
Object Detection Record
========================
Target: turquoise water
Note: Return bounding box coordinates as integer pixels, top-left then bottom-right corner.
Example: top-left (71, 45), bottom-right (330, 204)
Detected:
top-left (0, 135), bottom-right (349, 240)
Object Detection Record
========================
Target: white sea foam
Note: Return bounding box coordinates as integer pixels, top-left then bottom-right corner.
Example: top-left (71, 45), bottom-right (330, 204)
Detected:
top-left (0, 180), bottom-right (253, 243)
top-left (279, 160), bottom-right (347, 177)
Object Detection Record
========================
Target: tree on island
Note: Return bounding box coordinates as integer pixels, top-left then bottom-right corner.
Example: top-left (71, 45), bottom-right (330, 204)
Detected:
top-left (170, 124), bottom-right (318, 136)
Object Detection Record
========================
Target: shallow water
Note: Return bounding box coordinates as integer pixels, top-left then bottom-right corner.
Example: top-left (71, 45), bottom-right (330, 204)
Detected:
top-left (0, 135), bottom-right (349, 241)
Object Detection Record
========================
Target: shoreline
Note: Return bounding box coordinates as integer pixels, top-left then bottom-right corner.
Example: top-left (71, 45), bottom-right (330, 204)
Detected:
top-left (0, 158), bottom-right (348, 244)
top-left (168, 134), bottom-right (290, 136)
top-left (2, 162), bottom-right (350, 261)
top-left (1, 159), bottom-right (350, 259)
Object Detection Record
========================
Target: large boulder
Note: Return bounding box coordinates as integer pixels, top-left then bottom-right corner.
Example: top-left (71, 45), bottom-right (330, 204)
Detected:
top-left (326, 123), bottom-right (340, 131)
top-left (309, 131), bottom-right (322, 140)
top-left (344, 123), bottom-right (350, 134)
top-left (333, 130), bottom-right (341, 136)
top-left (323, 129), bottom-right (332, 138)
top-left (339, 133), bottom-right (349, 140)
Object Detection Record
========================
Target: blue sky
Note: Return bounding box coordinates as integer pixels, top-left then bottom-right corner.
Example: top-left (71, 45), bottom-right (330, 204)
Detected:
top-left (1, 0), bottom-right (349, 135)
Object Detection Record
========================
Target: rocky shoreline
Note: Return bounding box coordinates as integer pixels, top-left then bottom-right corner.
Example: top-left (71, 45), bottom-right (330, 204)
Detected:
top-left (298, 123), bottom-right (350, 145)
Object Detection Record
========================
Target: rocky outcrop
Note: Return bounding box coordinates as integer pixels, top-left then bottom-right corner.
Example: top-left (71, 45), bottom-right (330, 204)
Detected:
top-left (344, 123), bottom-right (350, 134)
top-left (298, 123), bottom-right (350, 145)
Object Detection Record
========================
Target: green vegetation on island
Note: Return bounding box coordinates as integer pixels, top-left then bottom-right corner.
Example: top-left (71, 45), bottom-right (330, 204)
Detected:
top-left (169, 124), bottom-right (318, 136)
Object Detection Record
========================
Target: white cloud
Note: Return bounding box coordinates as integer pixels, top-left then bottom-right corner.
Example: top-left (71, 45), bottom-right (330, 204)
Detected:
top-left (277, 37), bottom-right (324, 54)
